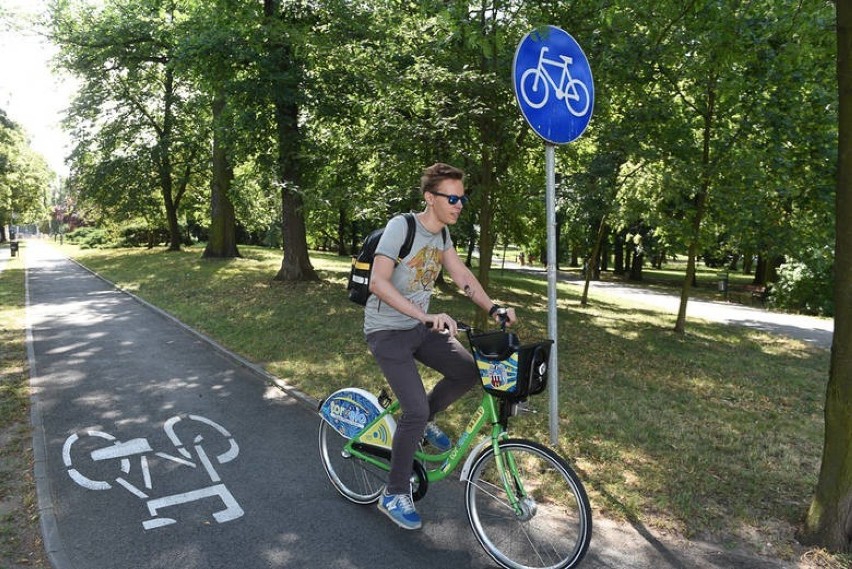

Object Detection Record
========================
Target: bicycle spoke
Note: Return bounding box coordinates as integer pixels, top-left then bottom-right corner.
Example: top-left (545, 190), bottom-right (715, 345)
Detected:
top-left (318, 422), bottom-right (387, 504)
top-left (466, 478), bottom-right (516, 513)
top-left (465, 439), bottom-right (592, 569)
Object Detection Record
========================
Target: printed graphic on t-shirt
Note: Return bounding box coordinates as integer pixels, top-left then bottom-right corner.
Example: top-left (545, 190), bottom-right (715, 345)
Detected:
top-left (406, 246), bottom-right (442, 292)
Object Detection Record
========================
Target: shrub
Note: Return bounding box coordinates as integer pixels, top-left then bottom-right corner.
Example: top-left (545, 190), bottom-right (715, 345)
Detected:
top-left (770, 248), bottom-right (834, 316)
top-left (117, 223), bottom-right (160, 247)
top-left (65, 227), bottom-right (110, 249)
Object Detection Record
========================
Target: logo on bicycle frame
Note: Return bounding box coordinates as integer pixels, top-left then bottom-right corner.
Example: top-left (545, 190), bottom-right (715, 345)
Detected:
top-left (513, 26), bottom-right (594, 145)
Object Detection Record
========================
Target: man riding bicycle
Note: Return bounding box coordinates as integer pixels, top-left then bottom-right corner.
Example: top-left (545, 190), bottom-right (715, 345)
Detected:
top-left (365, 162), bottom-right (516, 530)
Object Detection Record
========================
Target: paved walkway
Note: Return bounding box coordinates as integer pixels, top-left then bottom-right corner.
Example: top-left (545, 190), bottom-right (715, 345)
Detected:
top-left (512, 265), bottom-right (833, 349)
top-left (19, 239), bottom-right (805, 569)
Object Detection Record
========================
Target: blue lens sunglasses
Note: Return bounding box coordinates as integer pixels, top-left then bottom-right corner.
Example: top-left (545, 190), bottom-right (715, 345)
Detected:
top-left (429, 190), bottom-right (470, 206)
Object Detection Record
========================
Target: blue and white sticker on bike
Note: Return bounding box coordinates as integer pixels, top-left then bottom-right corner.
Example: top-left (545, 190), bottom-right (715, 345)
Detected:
top-left (476, 354), bottom-right (520, 393)
top-left (319, 388), bottom-right (384, 439)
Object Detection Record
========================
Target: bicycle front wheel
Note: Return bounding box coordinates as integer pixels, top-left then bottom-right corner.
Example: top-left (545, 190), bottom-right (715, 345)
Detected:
top-left (318, 421), bottom-right (388, 504)
top-left (465, 439), bottom-right (592, 569)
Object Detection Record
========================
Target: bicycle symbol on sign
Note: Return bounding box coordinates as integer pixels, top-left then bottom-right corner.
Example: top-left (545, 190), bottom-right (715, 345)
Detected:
top-left (62, 414), bottom-right (244, 530)
top-left (519, 46), bottom-right (591, 117)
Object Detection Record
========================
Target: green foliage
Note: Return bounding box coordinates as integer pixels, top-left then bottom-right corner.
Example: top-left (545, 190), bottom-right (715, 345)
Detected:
top-left (51, 0), bottom-right (212, 249)
top-left (65, 226), bottom-right (110, 249)
top-left (771, 248), bottom-right (834, 316)
top-left (116, 223), bottom-right (164, 248)
top-left (45, 0), bottom-right (837, 309)
top-left (0, 108), bottom-right (52, 229)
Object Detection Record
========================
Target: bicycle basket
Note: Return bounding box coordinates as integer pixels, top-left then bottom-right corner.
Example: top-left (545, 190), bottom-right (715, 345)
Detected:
top-left (469, 331), bottom-right (553, 399)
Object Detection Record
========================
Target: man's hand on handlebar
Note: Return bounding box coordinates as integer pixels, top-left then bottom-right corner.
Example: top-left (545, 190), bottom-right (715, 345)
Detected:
top-left (492, 307), bottom-right (517, 328)
top-left (423, 313), bottom-right (458, 336)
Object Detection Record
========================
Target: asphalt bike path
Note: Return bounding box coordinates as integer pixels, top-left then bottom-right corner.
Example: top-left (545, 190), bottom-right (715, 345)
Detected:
top-left (21, 240), bottom-right (797, 569)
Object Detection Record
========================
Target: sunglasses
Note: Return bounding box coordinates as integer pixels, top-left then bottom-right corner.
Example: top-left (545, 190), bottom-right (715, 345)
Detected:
top-left (429, 190), bottom-right (470, 206)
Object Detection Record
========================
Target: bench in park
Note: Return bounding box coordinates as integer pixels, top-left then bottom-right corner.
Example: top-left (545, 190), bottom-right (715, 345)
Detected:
top-left (744, 284), bottom-right (768, 306)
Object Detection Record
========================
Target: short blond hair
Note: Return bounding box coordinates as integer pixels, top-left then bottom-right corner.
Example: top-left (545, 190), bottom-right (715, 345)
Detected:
top-left (420, 163), bottom-right (464, 194)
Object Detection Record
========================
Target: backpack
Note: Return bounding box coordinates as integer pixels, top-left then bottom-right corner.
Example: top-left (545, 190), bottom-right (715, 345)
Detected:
top-left (347, 213), bottom-right (446, 306)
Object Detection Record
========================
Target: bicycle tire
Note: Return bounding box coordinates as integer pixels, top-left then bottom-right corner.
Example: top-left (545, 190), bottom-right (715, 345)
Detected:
top-left (318, 420), bottom-right (388, 504)
top-left (520, 68), bottom-right (549, 109)
top-left (63, 430), bottom-right (126, 490)
top-left (465, 439), bottom-right (592, 569)
top-left (565, 79), bottom-right (591, 117)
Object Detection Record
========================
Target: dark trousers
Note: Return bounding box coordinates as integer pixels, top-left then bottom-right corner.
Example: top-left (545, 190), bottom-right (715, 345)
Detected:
top-left (366, 325), bottom-right (478, 494)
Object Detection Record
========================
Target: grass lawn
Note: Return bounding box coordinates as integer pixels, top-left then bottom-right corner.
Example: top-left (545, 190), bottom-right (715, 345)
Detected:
top-left (6, 240), bottom-right (845, 566)
top-left (0, 246), bottom-right (49, 568)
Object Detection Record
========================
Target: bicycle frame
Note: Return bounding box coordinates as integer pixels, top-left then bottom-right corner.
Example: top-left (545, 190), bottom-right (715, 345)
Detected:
top-left (534, 48), bottom-right (574, 98)
top-left (342, 389), bottom-right (529, 513)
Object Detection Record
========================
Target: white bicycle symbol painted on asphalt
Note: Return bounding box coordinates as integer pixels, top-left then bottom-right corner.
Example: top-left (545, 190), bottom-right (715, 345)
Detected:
top-left (519, 46), bottom-right (591, 117)
top-left (62, 414), bottom-right (244, 530)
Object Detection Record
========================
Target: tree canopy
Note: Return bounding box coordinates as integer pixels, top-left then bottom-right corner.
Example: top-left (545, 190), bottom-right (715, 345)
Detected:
top-left (0, 108), bottom-right (52, 238)
top-left (47, 0), bottom-right (836, 308)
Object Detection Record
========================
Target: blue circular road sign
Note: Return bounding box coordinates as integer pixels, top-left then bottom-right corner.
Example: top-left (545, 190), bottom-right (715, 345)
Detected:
top-left (513, 26), bottom-right (594, 145)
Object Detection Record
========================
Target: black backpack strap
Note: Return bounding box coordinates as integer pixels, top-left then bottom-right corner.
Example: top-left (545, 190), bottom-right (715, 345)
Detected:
top-left (397, 212), bottom-right (417, 263)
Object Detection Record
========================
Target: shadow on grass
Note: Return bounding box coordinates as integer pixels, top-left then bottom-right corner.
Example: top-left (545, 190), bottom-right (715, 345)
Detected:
top-left (68, 245), bottom-right (828, 555)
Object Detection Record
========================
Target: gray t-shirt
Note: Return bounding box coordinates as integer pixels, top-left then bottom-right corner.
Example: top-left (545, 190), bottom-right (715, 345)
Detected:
top-left (363, 214), bottom-right (453, 334)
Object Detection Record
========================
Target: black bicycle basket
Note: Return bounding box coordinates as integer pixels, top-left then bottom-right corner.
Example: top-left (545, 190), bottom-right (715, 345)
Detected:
top-left (469, 330), bottom-right (554, 399)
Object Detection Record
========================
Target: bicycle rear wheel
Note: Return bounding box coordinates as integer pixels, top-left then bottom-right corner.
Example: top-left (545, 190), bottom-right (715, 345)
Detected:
top-left (465, 439), bottom-right (592, 569)
top-left (318, 421), bottom-right (388, 504)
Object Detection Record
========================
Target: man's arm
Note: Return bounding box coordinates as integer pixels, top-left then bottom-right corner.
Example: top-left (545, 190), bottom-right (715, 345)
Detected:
top-left (441, 247), bottom-right (516, 324)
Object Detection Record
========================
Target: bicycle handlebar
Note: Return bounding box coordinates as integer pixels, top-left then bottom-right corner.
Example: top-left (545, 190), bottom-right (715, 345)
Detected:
top-left (425, 321), bottom-right (471, 332)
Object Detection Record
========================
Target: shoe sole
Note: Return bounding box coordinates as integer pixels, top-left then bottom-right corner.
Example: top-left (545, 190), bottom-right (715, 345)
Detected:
top-left (377, 504), bottom-right (422, 530)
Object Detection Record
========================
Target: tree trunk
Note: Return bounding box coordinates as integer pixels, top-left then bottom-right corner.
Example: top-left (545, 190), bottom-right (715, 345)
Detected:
top-left (581, 217), bottom-right (607, 306)
top-left (674, 81), bottom-right (716, 334)
top-left (157, 66), bottom-right (183, 252)
top-left (275, 183), bottom-right (318, 281)
top-left (614, 232), bottom-right (625, 274)
top-left (265, 0), bottom-right (318, 282)
top-left (475, 152), bottom-right (495, 293)
top-left (272, 99), bottom-right (318, 281)
top-left (203, 94), bottom-right (241, 259)
top-left (802, 1), bottom-right (852, 552)
top-left (629, 251), bottom-right (644, 281)
top-left (754, 254), bottom-right (768, 285)
top-left (336, 208), bottom-right (346, 256)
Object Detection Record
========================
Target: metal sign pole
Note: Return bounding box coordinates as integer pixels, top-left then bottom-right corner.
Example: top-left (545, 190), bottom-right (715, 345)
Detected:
top-left (545, 143), bottom-right (559, 445)
top-left (512, 25), bottom-right (594, 448)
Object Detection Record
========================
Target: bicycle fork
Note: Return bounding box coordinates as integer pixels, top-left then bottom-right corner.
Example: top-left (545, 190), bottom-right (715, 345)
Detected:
top-left (493, 439), bottom-right (533, 519)
top-left (459, 428), bottom-right (531, 520)
top-left (498, 445), bottom-right (536, 520)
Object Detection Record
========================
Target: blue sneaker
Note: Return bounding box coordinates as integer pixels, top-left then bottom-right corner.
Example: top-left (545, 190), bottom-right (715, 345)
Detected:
top-left (423, 421), bottom-right (452, 452)
top-left (377, 490), bottom-right (421, 530)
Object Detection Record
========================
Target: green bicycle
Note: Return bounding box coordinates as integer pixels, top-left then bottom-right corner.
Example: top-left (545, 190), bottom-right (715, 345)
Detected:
top-left (317, 322), bottom-right (592, 569)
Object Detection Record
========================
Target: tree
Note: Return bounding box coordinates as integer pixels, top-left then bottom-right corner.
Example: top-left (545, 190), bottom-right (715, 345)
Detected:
top-left (263, 0), bottom-right (318, 282)
top-left (51, 0), bottom-right (209, 251)
top-left (204, 93), bottom-right (240, 258)
top-left (175, 0), bottom-right (250, 259)
top-left (0, 108), bottom-right (52, 240)
top-left (803, 0), bottom-right (852, 553)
